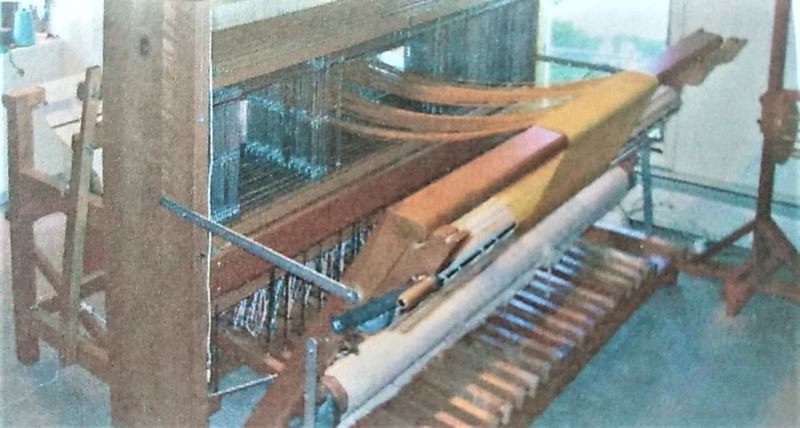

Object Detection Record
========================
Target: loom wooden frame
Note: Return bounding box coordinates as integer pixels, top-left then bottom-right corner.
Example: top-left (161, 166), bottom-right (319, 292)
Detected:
top-left (5, 1), bottom-right (741, 426)
top-left (4, 1), bottom-right (541, 425)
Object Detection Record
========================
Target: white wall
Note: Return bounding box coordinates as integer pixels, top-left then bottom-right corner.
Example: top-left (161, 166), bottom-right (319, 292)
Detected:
top-left (48, 0), bottom-right (104, 71)
top-left (0, 0), bottom-right (103, 203)
top-left (629, 0), bottom-right (800, 246)
top-left (662, 0), bottom-right (799, 200)
top-left (0, 37), bottom-right (72, 202)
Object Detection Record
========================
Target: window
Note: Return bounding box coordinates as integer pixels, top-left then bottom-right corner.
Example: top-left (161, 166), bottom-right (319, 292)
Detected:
top-left (537, 0), bottom-right (671, 83)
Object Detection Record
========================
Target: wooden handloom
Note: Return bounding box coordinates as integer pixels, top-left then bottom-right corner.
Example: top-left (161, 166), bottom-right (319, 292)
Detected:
top-left (4, 1), bottom-right (745, 426)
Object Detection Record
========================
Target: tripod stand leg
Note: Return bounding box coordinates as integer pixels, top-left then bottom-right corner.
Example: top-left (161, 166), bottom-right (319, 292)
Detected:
top-left (758, 218), bottom-right (800, 277)
top-left (721, 244), bottom-right (785, 315)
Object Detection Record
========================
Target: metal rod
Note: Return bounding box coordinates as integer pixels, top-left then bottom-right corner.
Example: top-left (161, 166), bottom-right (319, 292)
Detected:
top-left (640, 144), bottom-right (654, 233)
top-left (534, 53), bottom-right (621, 74)
top-left (284, 274), bottom-right (292, 341)
top-left (208, 375), bottom-right (276, 398)
top-left (266, 269), bottom-right (277, 344)
top-left (330, 287), bottom-right (404, 334)
top-left (159, 196), bottom-right (360, 303)
top-left (304, 337), bottom-right (318, 428)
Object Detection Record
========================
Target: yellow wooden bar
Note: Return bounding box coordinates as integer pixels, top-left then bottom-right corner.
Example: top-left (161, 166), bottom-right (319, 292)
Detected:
top-left (454, 71), bottom-right (658, 232)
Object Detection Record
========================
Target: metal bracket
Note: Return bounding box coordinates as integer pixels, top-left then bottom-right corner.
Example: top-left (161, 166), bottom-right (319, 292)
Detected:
top-left (159, 196), bottom-right (361, 303)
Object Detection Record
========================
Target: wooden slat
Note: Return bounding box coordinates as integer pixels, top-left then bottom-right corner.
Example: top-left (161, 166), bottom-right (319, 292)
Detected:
top-left (344, 61), bottom-right (605, 107)
top-left (79, 270), bottom-right (107, 298)
top-left (340, 91), bottom-right (560, 133)
top-left (212, 0), bottom-right (497, 88)
top-left (31, 308), bottom-right (109, 382)
top-left (359, 407), bottom-right (415, 427)
top-left (17, 169), bottom-right (105, 222)
top-left (533, 271), bottom-right (617, 311)
top-left (403, 380), bottom-right (500, 427)
top-left (365, 233), bottom-right (671, 426)
top-left (422, 365), bottom-right (514, 423)
top-left (488, 310), bottom-right (575, 351)
top-left (442, 343), bottom-right (529, 403)
top-left (33, 247), bottom-right (62, 293)
top-left (330, 118), bottom-right (521, 142)
top-left (60, 66), bottom-right (102, 365)
top-left (551, 264), bottom-right (626, 302)
top-left (434, 349), bottom-right (527, 409)
top-left (567, 246), bottom-right (649, 284)
top-left (506, 298), bottom-right (587, 344)
top-left (466, 333), bottom-right (553, 385)
top-left (78, 308), bottom-right (108, 349)
top-left (525, 280), bottom-right (608, 318)
top-left (3, 86), bottom-right (46, 365)
top-left (479, 323), bottom-right (562, 366)
top-left (561, 256), bottom-right (636, 293)
top-left (215, 329), bottom-right (283, 376)
top-left (514, 289), bottom-right (596, 329)
top-left (507, 253), bottom-right (666, 425)
top-left (35, 271), bottom-right (108, 317)
top-left (381, 390), bottom-right (454, 427)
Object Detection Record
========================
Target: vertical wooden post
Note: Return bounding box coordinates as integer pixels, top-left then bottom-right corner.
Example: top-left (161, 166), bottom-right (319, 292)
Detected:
top-left (60, 66), bottom-right (102, 365)
top-left (103, 1), bottom-right (211, 425)
top-left (756, 0), bottom-right (790, 222)
top-left (3, 87), bottom-right (45, 365)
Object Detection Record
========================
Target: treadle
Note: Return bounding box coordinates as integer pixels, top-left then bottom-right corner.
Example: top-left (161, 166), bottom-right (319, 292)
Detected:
top-left (358, 239), bottom-right (667, 427)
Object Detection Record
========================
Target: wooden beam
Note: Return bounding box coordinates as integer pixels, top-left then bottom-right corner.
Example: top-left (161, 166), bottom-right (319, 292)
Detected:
top-left (391, 127), bottom-right (566, 240)
top-left (212, 0), bottom-right (498, 88)
top-left (342, 127), bottom-right (567, 298)
top-left (78, 308), bottom-right (108, 349)
top-left (17, 168), bottom-right (105, 221)
top-left (30, 308), bottom-right (110, 382)
top-left (642, 29), bottom-right (724, 87)
top-left (210, 135), bottom-right (502, 297)
top-left (339, 91), bottom-right (560, 133)
top-left (103, 1), bottom-right (211, 425)
top-left (33, 247), bottom-right (62, 293)
top-left (60, 67), bottom-right (102, 365)
top-left (227, 142), bottom-right (423, 239)
top-left (3, 86), bottom-right (46, 365)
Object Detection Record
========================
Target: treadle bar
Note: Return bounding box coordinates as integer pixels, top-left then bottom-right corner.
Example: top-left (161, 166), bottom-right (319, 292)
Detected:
top-left (357, 233), bottom-right (673, 426)
top-left (159, 196), bottom-right (361, 303)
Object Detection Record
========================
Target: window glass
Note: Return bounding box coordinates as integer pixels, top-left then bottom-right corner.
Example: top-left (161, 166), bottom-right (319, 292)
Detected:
top-left (537, 0), bottom-right (670, 83)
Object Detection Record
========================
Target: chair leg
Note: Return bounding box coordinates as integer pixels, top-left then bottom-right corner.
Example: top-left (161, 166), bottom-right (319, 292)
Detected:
top-left (9, 214), bottom-right (40, 364)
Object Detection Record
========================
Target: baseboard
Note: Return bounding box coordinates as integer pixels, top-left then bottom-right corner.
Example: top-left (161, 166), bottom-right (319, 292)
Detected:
top-left (620, 176), bottom-right (800, 249)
